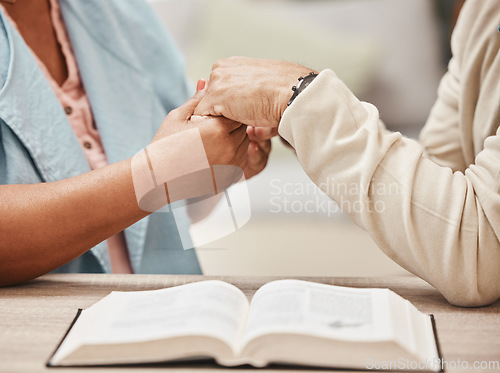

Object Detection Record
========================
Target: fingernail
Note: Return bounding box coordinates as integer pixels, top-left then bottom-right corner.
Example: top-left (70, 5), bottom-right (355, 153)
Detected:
top-left (196, 79), bottom-right (207, 92)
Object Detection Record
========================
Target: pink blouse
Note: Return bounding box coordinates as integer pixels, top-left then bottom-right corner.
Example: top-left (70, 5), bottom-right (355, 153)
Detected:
top-left (1, 0), bottom-right (133, 273)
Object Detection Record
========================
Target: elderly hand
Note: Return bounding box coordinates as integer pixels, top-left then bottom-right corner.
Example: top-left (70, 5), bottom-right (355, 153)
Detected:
top-left (194, 57), bottom-right (315, 128)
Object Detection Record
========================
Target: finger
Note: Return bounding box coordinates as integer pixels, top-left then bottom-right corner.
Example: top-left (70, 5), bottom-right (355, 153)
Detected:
top-left (247, 126), bottom-right (257, 142)
top-left (257, 137), bottom-right (272, 155)
top-left (247, 141), bottom-right (263, 167)
top-left (196, 79), bottom-right (206, 92)
top-left (249, 138), bottom-right (271, 165)
top-left (173, 90), bottom-right (207, 121)
top-left (247, 127), bottom-right (272, 155)
top-left (254, 127), bottom-right (278, 141)
top-left (245, 141), bottom-right (270, 179)
top-left (193, 95), bottom-right (217, 117)
top-left (190, 116), bottom-right (242, 133)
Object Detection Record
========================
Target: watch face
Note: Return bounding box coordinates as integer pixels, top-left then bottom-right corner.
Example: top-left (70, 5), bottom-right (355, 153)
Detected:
top-left (288, 73), bottom-right (318, 106)
top-left (297, 73), bottom-right (318, 94)
top-left (301, 78), bottom-right (314, 91)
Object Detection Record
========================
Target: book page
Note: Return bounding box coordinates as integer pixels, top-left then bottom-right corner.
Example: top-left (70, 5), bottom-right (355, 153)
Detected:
top-left (241, 280), bottom-right (393, 346)
top-left (50, 292), bottom-right (124, 365)
top-left (79, 280), bottom-right (249, 348)
top-left (389, 291), bottom-right (440, 365)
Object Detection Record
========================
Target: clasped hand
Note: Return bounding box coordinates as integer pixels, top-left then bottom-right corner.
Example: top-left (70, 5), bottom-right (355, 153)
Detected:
top-left (152, 57), bottom-right (313, 186)
top-left (194, 57), bottom-right (315, 128)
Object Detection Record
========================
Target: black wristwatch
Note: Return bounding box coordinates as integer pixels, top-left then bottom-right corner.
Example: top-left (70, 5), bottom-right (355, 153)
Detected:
top-left (287, 72), bottom-right (318, 106)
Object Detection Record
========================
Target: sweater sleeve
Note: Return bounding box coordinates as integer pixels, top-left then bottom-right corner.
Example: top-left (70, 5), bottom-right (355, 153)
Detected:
top-left (419, 55), bottom-right (467, 172)
top-left (279, 68), bottom-right (500, 307)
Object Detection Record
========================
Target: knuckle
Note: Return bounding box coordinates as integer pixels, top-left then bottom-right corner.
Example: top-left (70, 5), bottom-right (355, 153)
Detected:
top-left (209, 69), bottom-right (222, 82)
top-left (166, 109), bottom-right (179, 121)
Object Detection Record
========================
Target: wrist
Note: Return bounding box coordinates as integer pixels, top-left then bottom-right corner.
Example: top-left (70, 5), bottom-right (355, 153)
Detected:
top-left (277, 68), bottom-right (318, 125)
top-left (131, 128), bottom-right (215, 213)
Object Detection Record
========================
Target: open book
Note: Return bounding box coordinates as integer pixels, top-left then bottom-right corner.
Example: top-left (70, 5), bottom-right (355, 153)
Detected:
top-left (48, 280), bottom-right (441, 371)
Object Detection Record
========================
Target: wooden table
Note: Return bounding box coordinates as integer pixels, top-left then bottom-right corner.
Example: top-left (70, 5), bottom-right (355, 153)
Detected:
top-left (1, 274), bottom-right (499, 372)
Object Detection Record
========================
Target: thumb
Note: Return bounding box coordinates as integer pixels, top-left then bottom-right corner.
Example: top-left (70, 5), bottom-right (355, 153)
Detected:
top-left (192, 91), bottom-right (215, 117)
top-left (175, 88), bottom-right (207, 121)
top-left (254, 127), bottom-right (278, 140)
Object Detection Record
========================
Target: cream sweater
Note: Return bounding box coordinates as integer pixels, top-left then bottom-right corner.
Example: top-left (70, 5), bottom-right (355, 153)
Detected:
top-left (279, 0), bottom-right (500, 307)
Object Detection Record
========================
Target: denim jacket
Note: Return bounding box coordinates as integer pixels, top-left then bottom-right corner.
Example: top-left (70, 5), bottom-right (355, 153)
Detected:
top-left (0, 0), bottom-right (201, 274)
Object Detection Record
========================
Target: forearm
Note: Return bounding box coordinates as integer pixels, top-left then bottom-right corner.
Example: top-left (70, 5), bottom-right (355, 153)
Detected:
top-left (280, 69), bottom-right (500, 307)
top-left (0, 159), bottom-right (148, 286)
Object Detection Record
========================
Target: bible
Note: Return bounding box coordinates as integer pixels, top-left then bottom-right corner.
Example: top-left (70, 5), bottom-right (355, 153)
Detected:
top-left (48, 280), bottom-right (441, 371)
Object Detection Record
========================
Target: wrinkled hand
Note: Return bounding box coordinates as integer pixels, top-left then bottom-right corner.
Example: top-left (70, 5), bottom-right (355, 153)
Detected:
top-left (194, 57), bottom-right (315, 128)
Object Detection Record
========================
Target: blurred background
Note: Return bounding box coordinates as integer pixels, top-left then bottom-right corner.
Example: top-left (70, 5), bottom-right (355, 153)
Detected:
top-left (148, 0), bottom-right (462, 277)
